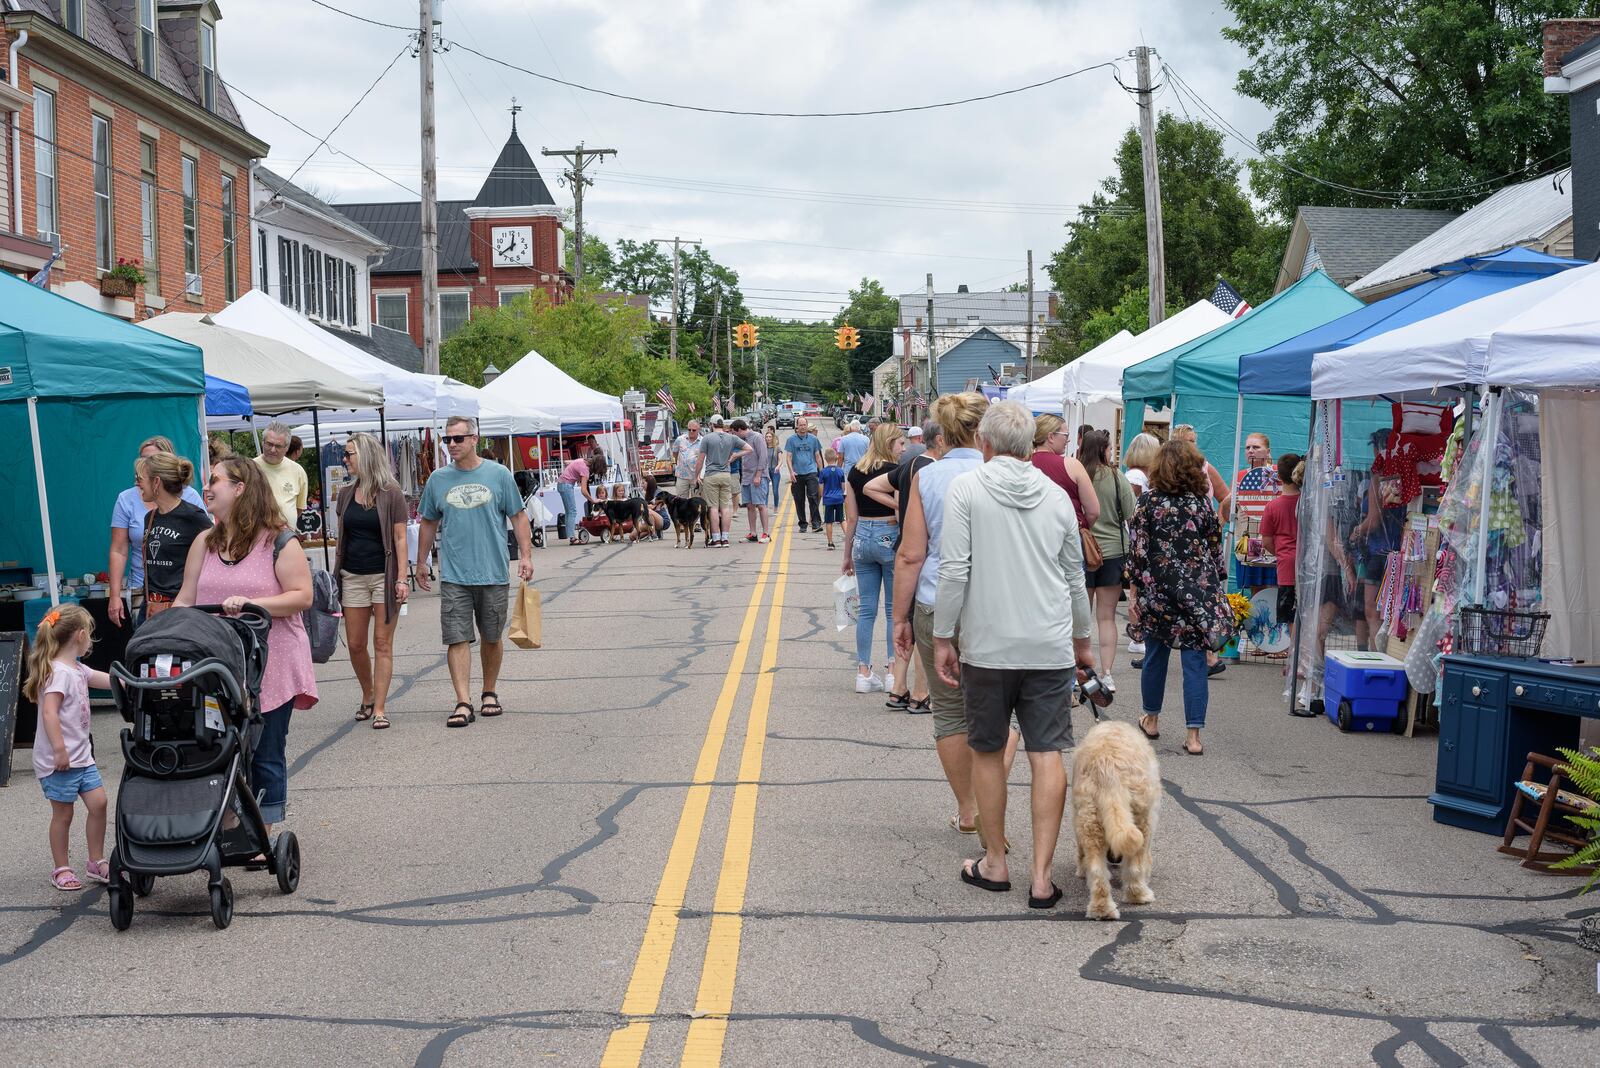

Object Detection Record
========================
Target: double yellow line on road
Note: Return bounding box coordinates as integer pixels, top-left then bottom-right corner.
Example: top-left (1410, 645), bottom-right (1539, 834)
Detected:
top-left (601, 507), bottom-right (794, 1068)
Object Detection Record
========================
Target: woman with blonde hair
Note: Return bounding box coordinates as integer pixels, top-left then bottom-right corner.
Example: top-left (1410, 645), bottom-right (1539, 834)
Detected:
top-left (842, 421), bottom-right (907, 693)
top-left (1123, 432), bottom-right (1161, 497)
top-left (1030, 413), bottom-right (1100, 528)
top-left (764, 425), bottom-right (782, 507)
top-left (335, 433), bottom-right (410, 729)
top-left (135, 451), bottom-right (211, 619)
top-left (177, 458), bottom-right (316, 833)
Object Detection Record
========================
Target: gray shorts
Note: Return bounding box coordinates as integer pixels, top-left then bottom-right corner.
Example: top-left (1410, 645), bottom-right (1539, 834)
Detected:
top-left (440, 582), bottom-right (510, 646)
top-left (962, 665), bottom-right (1075, 753)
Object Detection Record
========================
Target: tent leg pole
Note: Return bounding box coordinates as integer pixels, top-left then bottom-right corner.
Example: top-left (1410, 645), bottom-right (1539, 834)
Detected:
top-left (380, 406), bottom-right (388, 449)
top-left (1473, 388), bottom-right (1500, 607)
top-left (1286, 401), bottom-right (1319, 716)
top-left (27, 397), bottom-right (60, 608)
top-left (250, 415), bottom-right (262, 456)
top-left (197, 395), bottom-right (208, 493)
top-left (313, 408), bottom-right (330, 573)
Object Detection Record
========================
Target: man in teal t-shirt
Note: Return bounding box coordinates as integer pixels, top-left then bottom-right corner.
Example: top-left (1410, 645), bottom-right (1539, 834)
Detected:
top-left (783, 417), bottom-right (825, 531)
top-left (415, 416), bottom-right (534, 728)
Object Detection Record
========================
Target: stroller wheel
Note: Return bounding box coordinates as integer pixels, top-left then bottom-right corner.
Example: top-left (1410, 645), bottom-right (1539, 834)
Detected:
top-left (132, 872), bottom-right (156, 898)
top-left (532, 529), bottom-right (544, 548)
top-left (210, 877), bottom-right (234, 930)
top-left (108, 885), bottom-right (134, 931)
top-left (274, 831), bottom-right (301, 894)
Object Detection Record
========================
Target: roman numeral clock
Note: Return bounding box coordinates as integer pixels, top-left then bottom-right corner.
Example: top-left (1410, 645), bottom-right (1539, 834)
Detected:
top-left (491, 225), bottom-right (533, 268)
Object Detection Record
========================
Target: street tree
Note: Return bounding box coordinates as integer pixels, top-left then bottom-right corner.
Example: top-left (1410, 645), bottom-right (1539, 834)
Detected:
top-left (832, 278), bottom-right (898, 395)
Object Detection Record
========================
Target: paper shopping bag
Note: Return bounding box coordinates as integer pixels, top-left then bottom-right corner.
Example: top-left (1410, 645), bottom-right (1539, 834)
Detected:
top-left (509, 582), bottom-right (542, 649)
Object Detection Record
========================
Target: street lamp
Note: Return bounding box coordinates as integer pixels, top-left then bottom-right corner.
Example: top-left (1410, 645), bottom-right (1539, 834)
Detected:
top-left (482, 362), bottom-right (501, 386)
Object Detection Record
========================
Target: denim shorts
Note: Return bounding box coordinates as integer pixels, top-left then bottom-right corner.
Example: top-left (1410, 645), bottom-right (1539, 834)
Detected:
top-left (40, 764), bottom-right (103, 803)
top-left (740, 482), bottom-right (765, 506)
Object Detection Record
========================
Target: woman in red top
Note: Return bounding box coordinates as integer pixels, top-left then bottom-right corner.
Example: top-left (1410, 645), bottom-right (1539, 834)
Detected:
top-left (1029, 414), bottom-right (1100, 528)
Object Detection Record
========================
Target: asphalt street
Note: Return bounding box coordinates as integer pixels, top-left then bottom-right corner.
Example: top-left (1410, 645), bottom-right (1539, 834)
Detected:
top-left (2, 426), bottom-right (1596, 1066)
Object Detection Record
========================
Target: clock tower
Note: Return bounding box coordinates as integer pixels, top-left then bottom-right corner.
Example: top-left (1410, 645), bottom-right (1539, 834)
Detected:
top-left (462, 116), bottom-right (569, 310)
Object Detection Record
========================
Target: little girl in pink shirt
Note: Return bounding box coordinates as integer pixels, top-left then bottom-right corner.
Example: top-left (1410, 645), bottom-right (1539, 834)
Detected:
top-left (23, 605), bottom-right (111, 891)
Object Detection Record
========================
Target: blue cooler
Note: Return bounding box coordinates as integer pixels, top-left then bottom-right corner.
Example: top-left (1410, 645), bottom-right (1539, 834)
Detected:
top-left (1324, 651), bottom-right (1407, 733)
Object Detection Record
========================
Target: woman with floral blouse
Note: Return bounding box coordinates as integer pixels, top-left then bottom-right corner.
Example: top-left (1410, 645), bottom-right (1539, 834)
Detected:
top-left (1127, 439), bottom-right (1234, 756)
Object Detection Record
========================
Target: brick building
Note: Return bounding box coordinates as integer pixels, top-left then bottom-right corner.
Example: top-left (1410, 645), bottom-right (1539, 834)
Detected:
top-left (1545, 19), bottom-right (1600, 263)
top-left (0, 1), bottom-right (266, 319)
top-left (334, 120), bottom-right (571, 349)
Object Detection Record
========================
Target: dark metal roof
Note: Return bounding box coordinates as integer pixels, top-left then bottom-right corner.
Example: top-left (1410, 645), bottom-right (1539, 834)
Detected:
top-left (1564, 34), bottom-right (1600, 66)
top-left (1295, 206), bottom-right (1459, 284)
top-left (317, 323), bottom-right (422, 374)
top-left (254, 165), bottom-right (386, 247)
top-left (332, 200), bottom-right (476, 275)
top-left (473, 127), bottom-right (556, 208)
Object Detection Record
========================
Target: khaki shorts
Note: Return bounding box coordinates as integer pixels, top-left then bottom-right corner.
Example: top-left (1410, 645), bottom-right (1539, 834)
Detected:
top-left (340, 570), bottom-right (386, 609)
top-left (702, 472), bottom-right (738, 510)
top-left (441, 581), bottom-right (509, 646)
top-left (913, 602), bottom-right (967, 740)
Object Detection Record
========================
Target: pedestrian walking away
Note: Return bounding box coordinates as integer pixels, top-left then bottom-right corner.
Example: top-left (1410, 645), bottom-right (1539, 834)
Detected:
top-left (1122, 432), bottom-right (1162, 663)
top-left (1030, 413), bottom-right (1100, 530)
top-left (842, 422), bottom-right (906, 693)
top-left (873, 418), bottom-right (944, 711)
top-left (253, 421), bottom-right (308, 529)
top-left (763, 426), bottom-right (782, 508)
top-left (175, 458), bottom-right (317, 832)
top-left (108, 435), bottom-right (206, 628)
top-left (695, 414), bottom-right (753, 547)
top-left (413, 416), bottom-right (535, 728)
top-left (784, 417), bottom-right (825, 531)
top-left (1126, 439), bottom-right (1233, 756)
top-left (838, 420), bottom-right (871, 469)
top-left (931, 400), bottom-right (1094, 909)
top-left (901, 424), bottom-right (927, 461)
top-left (133, 451), bottom-right (211, 621)
top-left (1079, 429), bottom-right (1136, 690)
top-left (819, 450), bottom-right (846, 549)
top-left (336, 433), bottom-right (410, 730)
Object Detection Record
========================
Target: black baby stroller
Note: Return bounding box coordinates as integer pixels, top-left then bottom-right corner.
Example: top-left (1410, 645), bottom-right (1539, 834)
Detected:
top-left (105, 604), bottom-right (301, 930)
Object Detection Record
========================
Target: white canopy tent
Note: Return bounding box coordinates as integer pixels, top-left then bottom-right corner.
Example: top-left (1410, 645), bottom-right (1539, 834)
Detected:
top-left (141, 312), bottom-right (383, 415)
top-left (1007, 331), bottom-right (1133, 414)
top-left (1066, 300), bottom-right (1233, 406)
top-left (479, 348), bottom-right (625, 425)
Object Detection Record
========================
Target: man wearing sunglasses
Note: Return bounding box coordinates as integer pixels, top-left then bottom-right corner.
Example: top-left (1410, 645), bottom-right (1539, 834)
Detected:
top-left (253, 421), bottom-right (308, 528)
top-left (414, 416), bottom-right (534, 728)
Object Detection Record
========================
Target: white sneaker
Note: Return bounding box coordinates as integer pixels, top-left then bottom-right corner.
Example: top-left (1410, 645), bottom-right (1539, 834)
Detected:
top-left (1128, 642), bottom-right (1146, 655)
top-left (1100, 673), bottom-right (1116, 694)
top-left (883, 671), bottom-right (895, 694)
top-left (855, 673), bottom-right (884, 694)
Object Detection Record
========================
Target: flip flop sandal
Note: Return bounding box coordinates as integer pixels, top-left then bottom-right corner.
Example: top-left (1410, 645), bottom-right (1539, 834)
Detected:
top-left (1138, 716), bottom-right (1161, 740)
top-left (1183, 743), bottom-right (1205, 756)
top-left (447, 702), bottom-right (475, 728)
top-left (479, 692), bottom-right (504, 718)
top-left (83, 859), bottom-right (110, 885)
top-left (1028, 883), bottom-right (1064, 910)
top-left (51, 866), bottom-right (82, 891)
top-left (372, 713), bottom-right (391, 730)
top-left (949, 814), bottom-right (979, 835)
top-left (354, 704), bottom-right (375, 721)
top-left (960, 858), bottom-right (1011, 893)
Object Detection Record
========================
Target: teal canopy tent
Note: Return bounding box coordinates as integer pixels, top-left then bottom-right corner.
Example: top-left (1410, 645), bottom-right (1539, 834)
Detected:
top-left (1120, 270), bottom-right (1363, 467)
top-left (0, 272), bottom-right (205, 601)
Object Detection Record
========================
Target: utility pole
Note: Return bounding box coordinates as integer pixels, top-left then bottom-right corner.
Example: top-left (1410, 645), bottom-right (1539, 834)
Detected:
top-left (1133, 45), bottom-right (1167, 328)
top-left (925, 273), bottom-right (936, 421)
top-left (726, 313), bottom-right (734, 412)
top-left (418, 0), bottom-right (440, 374)
top-left (541, 141), bottom-right (617, 285)
top-left (1025, 249), bottom-right (1035, 382)
top-left (651, 237), bottom-right (701, 361)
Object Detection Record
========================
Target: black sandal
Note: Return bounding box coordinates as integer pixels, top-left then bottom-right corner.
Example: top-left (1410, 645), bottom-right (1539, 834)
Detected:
top-left (479, 692), bottom-right (504, 717)
top-left (354, 703), bottom-right (375, 721)
top-left (1138, 715), bottom-right (1160, 740)
top-left (447, 702), bottom-right (475, 728)
top-left (1028, 883), bottom-right (1064, 910)
top-left (960, 857), bottom-right (1011, 893)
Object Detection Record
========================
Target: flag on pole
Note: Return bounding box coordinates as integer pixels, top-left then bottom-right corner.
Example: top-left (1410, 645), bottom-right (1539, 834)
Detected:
top-left (655, 385), bottom-right (676, 413)
top-left (29, 247), bottom-right (63, 288)
top-left (1208, 278), bottom-right (1252, 319)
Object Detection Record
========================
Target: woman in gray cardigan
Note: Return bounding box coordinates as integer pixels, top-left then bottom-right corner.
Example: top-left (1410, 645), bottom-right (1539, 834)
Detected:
top-left (336, 433), bottom-right (410, 729)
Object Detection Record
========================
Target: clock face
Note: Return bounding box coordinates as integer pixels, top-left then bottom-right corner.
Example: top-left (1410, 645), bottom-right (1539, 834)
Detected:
top-left (491, 225), bottom-right (533, 267)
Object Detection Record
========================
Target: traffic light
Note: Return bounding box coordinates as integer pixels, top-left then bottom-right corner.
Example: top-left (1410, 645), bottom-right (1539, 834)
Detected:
top-left (734, 322), bottom-right (760, 349)
top-left (835, 325), bottom-right (860, 350)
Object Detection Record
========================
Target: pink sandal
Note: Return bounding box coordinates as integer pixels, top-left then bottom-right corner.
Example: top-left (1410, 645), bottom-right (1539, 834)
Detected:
top-left (83, 859), bottom-right (110, 885)
top-left (51, 866), bottom-right (82, 891)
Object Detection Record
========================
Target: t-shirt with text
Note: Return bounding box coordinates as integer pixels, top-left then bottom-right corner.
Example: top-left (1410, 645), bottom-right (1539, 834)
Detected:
top-left (143, 499), bottom-right (212, 597)
top-left (419, 459), bottom-right (524, 587)
top-left (112, 483), bottom-right (205, 590)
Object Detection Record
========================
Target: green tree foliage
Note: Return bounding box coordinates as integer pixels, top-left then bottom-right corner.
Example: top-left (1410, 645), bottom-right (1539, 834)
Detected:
top-left (1046, 115), bottom-right (1273, 358)
top-left (832, 278), bottom-right (899, 394)
top-left (1223, 0), bottom-right (1594, 217)
top-left (440, 287), bottom-right (712, 413)
top-left (753, 317), bottom-right (835, 403)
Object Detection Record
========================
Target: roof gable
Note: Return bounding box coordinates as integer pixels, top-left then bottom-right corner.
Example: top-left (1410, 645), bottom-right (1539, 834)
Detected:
top-left (1286, 206), bottom-right (1459, 287)
top-left (255, 165), bottom-right (386, 248)
top-left (473, 127), bottom-right (556, 209)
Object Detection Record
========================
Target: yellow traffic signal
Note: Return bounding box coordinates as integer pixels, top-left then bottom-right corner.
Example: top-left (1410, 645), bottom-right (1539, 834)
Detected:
top-left (835, 325), bottom-right (860, 350)
top-left (734, 322), bottom-right (759, 349)
top-left (750, 323), bottom-right (760, 348)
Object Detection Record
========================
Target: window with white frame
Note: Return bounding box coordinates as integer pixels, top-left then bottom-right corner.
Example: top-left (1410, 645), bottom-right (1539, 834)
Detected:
top-left (140, 138), bottom-right (159, 289)
top-left (62, 0), bottom-right (83, 36)
top-left (346, 264), bottom-right (358, 325)
top-left (182, 155), bottom-right (199, 293)
top-left (257, 229), bottom-right (268, 292)
top-left (221, 173), bottom-right (237, 301)
top-left (325, 253), bottom-right (340, 324)
top-left (303, 246), bottom-right (321, 317)
top-left (439, 291), bottom-right (471, 339)
top-left (498, 288), bottom-right (532, 307)
top-left (92, 115), bottom-right (113, 272)
top-left (375, 292), bottom-right (408, 333)
top-left (137, 0), bottom-right (157, 76)
top-left (200, 23), bottom-right (217, 112)
top-left (33, 87), bottom-right (56, 239)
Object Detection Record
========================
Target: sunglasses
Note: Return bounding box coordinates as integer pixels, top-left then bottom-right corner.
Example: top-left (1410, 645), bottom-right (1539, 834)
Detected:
top-left (442, 434), bottom-right (473, 445)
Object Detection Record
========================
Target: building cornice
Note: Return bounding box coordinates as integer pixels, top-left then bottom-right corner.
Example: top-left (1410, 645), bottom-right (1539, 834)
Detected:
top-left (461, 205), bottom-right (562, 221)
top-left (2, 10), bottom-right (269, 159)
top-left (1547, 42), bottom-right (1600, 94)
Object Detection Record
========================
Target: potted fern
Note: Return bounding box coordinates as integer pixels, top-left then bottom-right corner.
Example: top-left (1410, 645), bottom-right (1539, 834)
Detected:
top-left (100, 258), bottom-right (146, 298)
top-left (1553, 746), bottom-right (1600, 951)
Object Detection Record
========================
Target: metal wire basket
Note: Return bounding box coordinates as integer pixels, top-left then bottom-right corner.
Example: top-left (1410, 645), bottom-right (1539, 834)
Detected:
top-left (1455, 607), bottom-right (1550, 659)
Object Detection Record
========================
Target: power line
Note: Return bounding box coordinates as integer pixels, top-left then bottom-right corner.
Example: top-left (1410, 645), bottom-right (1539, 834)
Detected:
top-left (309, 0), bottom-right (412, 31)
top-left (264, 39), bottom-right (412, 196)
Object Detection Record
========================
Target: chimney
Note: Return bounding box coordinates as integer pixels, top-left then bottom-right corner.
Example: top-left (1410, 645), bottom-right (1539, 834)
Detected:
top-left (956, 284), bottom-right (969, 294)
top-left (1545, 19), bottom-right (1600, 261)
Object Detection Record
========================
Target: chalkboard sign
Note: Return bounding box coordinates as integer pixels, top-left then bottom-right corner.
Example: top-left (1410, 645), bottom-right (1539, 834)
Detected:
top-left (0, 632), bottom-right (23, 788)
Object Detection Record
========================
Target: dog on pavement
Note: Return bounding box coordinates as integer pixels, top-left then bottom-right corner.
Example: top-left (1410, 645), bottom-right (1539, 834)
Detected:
top-left (655, 490), bottom-right (710, 548)
top-left (1070, 719), bottom-right (1161, 920)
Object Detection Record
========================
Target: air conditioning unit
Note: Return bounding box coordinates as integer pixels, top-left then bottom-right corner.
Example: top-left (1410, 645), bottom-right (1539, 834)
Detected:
top-left (185, 272), bottom-right (202, 296)
top-left (999, 363), bottom-right (1018, 378)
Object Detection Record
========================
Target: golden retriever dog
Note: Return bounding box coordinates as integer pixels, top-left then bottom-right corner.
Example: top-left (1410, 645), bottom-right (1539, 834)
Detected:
top-left (1071, 720), bottom-right (1161, 920)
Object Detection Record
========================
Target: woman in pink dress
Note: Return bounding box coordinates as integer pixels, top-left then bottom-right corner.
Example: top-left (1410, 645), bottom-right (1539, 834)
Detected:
top-left (176, 457), bottom-right (317, 832)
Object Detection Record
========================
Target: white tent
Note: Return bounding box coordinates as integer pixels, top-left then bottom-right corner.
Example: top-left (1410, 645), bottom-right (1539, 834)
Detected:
top-left (141, 313), bottom-right (383, 414)
top-left (1311, 259), bottom-right (1600, 400)
top-left (1007, 331), bottom-right (1133, 413)
top-left (213, 291), bottom-right (464, 419)
top-left (479, 348), bottom-right (624, 425)
top-left (1065, 300), bottom-right (1233, 406)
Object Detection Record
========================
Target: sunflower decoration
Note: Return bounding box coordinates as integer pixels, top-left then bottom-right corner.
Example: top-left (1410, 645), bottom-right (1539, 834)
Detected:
top-left (1226, 591), bottom-right (1254, 628)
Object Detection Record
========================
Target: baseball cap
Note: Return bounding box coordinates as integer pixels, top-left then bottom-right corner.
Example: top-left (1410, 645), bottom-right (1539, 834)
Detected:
top-left (908, 426), bottom-right (923, 438)
top-left (710, 414), bottom-right (725, 427)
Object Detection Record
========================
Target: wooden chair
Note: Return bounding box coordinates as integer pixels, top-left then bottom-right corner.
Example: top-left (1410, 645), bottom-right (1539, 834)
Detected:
top-left (1498, 752), bottom-right (1598, 875)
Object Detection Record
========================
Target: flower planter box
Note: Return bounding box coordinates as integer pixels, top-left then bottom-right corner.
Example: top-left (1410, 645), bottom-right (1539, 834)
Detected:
top-left (99, 275), bottom-right (136, 298)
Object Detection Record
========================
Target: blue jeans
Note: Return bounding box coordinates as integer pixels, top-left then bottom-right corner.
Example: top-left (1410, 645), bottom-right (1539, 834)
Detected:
top-left (251, 701), bottom-right (294, 823)
top-left (557, 481), bottom-right (581, 538)
top-left (769, 468), bottom-right (781, 507)
top-left (1139, 640), bottom-right (1209, 729)
top-left (852, 518), bottom-right (896, 668)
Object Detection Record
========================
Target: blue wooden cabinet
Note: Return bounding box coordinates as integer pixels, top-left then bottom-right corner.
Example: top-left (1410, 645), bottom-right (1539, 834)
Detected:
top-left (1431, 656), bottom-right (1589, 834)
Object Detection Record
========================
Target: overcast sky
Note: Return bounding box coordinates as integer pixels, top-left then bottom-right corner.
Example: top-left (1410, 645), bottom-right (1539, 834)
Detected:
top-left (225, 0), bottom-right (1269, 320)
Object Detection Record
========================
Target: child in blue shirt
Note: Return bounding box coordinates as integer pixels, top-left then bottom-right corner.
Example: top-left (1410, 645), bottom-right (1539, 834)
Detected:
top-left (819, 449), bottom-right (847, 550)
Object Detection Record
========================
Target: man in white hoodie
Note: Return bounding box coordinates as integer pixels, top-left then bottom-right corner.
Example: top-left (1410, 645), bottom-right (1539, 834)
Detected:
top-left (933, 400), bottom-right (1095, 909)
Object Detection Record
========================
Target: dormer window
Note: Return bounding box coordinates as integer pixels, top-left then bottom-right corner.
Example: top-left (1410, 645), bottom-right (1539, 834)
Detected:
top-left (62, 0), bottom-right (83, 36)
top-left (138, 0), bottom-right (157, 76)
top-left (200, 22), bottom-right (216, 111)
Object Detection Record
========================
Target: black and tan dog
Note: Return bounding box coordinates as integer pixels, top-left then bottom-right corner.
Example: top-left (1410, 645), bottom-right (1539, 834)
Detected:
top-left (655, 490), bottom-right (710, 548)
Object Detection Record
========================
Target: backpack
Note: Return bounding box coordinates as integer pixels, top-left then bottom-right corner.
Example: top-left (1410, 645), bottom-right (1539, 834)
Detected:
top-left (274, 531), bottom-right (342, 664)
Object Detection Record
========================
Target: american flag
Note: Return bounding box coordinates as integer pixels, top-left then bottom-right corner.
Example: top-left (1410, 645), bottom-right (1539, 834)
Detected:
top-left (655, 385), bottom-right (676, 413)
top-left (29, 247), bottom-right (63, 288)
top-left (1209, 278), bottom-right (1252, 319)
